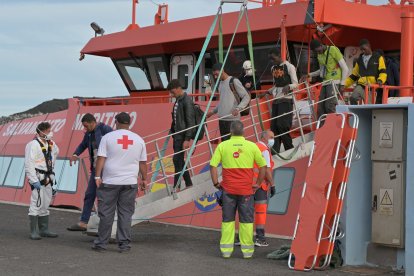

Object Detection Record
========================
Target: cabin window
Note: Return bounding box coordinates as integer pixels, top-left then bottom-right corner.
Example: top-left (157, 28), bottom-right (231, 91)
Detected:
top-left (253, 45), bottom-right (274, 83)
top-left (267, 167), bottom-right (295, 215)
top-left (293, 44), bottom-right (319, 78)
top-left (114, 59), bottom-right (151, 91)
top-left (53, 159), bottom-right (79, 193)
top-left (3, 157), bottom-right (25, 188)
top-left (177, 64), bottom-right (189, 89)
top-left (214, 48), bottom-right (246, 77)
top-left (146, 56), bottom-right (169, 90)
top-left (0, 156), bottom-right (12, 185)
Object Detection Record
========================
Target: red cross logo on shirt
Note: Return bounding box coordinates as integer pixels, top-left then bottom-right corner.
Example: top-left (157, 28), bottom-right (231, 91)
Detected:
top-left (117, 135), bottom-right (134, 149)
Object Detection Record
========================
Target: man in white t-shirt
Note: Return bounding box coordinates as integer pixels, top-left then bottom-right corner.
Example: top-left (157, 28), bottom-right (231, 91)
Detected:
top-left (92, 112), bottom-right (147, 253)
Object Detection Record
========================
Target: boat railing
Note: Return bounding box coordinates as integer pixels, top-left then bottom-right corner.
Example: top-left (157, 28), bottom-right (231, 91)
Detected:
top-left (144, 80), bottom-right (336, 197)
top-left (361, 84), bottom-right (414, 104)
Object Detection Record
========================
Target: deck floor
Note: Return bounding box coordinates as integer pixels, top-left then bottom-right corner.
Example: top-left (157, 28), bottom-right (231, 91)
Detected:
top-left (0, 203), bottom-right (398, 276)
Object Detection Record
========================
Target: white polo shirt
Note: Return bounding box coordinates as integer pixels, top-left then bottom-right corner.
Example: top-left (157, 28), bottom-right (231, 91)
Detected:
top-left (97, 129), bottom-right (147, 185)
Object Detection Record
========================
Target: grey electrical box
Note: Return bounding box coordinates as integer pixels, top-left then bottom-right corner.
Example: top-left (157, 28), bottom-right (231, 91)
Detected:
top-left (371, 109), bottom-right (407, 161)
top-left (371, 161), bottom-right (405, 248)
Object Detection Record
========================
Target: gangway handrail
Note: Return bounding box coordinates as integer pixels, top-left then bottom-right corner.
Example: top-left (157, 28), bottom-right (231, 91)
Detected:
top-left (145, 81), bottom-right (331, 167)
top-left (144, 80), bottom-right (333, 145)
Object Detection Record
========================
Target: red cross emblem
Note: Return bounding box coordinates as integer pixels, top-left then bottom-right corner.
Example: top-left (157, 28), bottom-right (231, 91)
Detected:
top-left (117, 135), bottom-right (134, 149)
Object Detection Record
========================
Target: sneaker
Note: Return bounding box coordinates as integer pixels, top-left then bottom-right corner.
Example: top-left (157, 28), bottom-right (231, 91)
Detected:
top-left (118, 247), bottom-right (131, 253)
top-left (255, 239), bottom-right (269, 247)
top-left (234, 237), bottom-right (241, 246)
top-left (91, 244), bottom-right (106, 253)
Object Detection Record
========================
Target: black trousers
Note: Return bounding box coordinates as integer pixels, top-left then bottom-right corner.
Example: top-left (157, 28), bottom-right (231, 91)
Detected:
top-left (219, 120), bottom-right (233, 142)
top-left (172, 137), bottom-right (193, 188)
top-left (271, 99), bottom-right (294, 153)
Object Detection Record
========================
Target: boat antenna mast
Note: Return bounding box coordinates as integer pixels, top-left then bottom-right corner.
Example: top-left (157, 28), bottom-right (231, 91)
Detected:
top-left (127, 0), bottom-right (140, 30)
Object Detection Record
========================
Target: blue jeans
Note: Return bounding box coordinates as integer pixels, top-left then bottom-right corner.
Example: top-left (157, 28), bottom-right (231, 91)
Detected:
top-left (80, 170), bottom-right (97, 223)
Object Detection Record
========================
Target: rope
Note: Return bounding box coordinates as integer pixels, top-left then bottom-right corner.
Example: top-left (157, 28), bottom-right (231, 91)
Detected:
top-left (267, 245), bottom-right (291, 260)
top-left (175, 4), bottom-right (246, 190)
top-left (245, 8), bottom-right (265, 131)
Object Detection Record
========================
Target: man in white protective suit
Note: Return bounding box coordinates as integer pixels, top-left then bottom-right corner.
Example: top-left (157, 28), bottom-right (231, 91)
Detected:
top-left (24, 121), bottom-right (59, 240)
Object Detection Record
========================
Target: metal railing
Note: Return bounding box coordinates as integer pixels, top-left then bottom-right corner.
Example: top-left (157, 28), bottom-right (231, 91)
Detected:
top-left (144, 80), bottom-right (339, 198)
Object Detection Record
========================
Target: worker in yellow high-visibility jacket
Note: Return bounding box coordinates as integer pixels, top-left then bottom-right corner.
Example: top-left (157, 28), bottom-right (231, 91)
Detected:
top-left (210, 120), bottom-right (266, 259)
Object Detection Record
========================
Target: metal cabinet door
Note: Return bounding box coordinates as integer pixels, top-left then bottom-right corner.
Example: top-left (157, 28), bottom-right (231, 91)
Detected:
top-left (371, 161), bottom-right (405, 248)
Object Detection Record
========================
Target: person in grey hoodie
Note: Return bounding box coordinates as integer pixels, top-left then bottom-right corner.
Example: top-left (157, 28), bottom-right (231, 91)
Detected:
top-left (207, 63), bottom-right (251, 142)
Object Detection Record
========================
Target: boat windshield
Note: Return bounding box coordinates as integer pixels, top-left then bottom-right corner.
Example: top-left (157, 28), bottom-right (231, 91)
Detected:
top-left (114, 56), bottom-right (169, 92)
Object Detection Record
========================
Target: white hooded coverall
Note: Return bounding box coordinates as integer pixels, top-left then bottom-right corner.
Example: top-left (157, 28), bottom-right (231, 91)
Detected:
top-left (24, 139), bottom-right (59, 216)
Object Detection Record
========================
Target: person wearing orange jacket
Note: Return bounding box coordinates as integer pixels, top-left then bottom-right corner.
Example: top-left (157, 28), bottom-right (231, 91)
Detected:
top-left (253, 130), bottom-right (276, 247)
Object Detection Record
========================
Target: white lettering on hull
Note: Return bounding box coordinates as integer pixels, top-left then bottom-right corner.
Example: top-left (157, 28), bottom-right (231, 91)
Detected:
top-left (72, 112), bottom-right (137, 131)
top-left (1, 112), bottom-right (137, 137)
top-left (2, 119), bottom-right (67, 137)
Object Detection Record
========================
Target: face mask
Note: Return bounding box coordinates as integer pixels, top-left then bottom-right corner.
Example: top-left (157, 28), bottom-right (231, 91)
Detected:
top-left (38, 130), bottom-right (53, 141)
top-left (268, 139), bottom-right (275, 148)
top-left (244, 69), bottom-right (253, 77)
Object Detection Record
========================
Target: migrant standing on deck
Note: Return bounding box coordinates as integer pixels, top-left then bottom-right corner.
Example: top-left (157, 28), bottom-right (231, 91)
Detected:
top-left (266, 48), bottom-right (298, 153)
top-left (210, 121), bottom-right (266, 259)
top-left (345, 39), bottom-right (387, 104)
top-left (68, 113), bottom-right (113, 232)
top-left (92, 112), bottom-right (147, 253)
top-left (25, 122), bottom-right (59, 240)
top-left (207, 63), bottom-right (251, 142)
top-left (168, 79), bottom-right (195, 189)
top-left (239, 60), bottom-right (261, 98)
top-left (302, 40), bottom-right (348, 116)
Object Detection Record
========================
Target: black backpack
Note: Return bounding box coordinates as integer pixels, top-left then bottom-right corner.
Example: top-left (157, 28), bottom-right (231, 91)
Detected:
top-left (191, 103), bottom-right (205, 142)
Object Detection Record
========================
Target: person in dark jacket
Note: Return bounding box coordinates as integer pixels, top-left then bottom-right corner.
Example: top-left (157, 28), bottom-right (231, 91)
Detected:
top-left (67, 113), bottom-right (113, 231)
top-left (375, 49), bottom-right (400, 100)
top-left (238, 60), bottom-right (261, 99)
top-left (168, 79), bottom-right (195, 189)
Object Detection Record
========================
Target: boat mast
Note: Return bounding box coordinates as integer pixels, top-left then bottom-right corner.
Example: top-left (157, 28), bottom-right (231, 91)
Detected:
top-left (400, 10), bottom-right (414, 96)
top-left (127, 0), bottom-right (139, 30)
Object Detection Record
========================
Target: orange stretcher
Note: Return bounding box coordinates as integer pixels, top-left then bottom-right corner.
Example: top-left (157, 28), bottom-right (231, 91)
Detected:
top-left (288, 113), bottom-right (347, 271)
top-left (314, 113), bottom-right (359, 269)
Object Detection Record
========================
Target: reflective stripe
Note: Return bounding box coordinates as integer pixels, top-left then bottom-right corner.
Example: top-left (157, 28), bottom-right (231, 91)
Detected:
top-left (241, 245), bottom-right (255, 250)
top-left (222, 252), bottom-right (232, 258)
top-left (255, 200), bottom-right (267, 205)
top-left (243, 252), bottom-right (254, 258)
top-left (255, 225), bottom-right (265, 230)
top-left (220, 221), bottom-right (235, 255)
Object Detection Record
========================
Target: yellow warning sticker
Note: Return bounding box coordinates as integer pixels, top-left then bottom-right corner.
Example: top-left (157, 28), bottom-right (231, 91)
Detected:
top-left (379, 188), bottom-right (393, 216)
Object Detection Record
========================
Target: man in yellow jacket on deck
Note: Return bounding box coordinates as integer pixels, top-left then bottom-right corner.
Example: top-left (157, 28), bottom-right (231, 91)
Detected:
top-left (210, 120), bottom-right (266, 259)
top-left (345, 39), bottom-right (387, 104)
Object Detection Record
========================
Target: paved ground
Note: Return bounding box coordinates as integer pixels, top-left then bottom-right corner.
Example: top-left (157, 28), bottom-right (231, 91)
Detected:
top-left (0, 203), bottom-right (401, 276)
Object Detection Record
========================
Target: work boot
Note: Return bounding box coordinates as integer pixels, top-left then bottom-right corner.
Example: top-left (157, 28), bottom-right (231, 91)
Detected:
top-left (38, 216), bottom-right (58, 238)
top-left (29, 216), bottom-right (41, 240)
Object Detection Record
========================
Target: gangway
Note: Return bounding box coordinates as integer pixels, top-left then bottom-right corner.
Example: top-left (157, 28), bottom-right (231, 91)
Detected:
top-left (85, 80), bottom-right (336, 236)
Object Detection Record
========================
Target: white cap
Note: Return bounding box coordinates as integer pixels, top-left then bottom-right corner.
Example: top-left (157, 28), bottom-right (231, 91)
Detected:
top-left (242, 60), bottom-right (252, 70)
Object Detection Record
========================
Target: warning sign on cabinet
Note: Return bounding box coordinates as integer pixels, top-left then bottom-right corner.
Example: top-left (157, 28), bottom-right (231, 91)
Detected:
top-left (379, 188), bottom-right (393, 216)
top-left (379, 122), bottom-right (393, 148)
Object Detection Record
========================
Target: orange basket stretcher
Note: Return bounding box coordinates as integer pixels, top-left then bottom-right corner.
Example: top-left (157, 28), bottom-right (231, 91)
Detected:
top-left (288, 113), bottom-right (346, 271)
top-left (314, 113), bottom-right (359, 269)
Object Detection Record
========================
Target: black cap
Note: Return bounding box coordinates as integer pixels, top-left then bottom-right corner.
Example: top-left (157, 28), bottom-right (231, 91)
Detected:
top-left (310, 39), bottom-right (322, 50)
top-left (115, 112), bottom-right (131, 124)
top-left (359, 38), bottom-right (370, 47)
